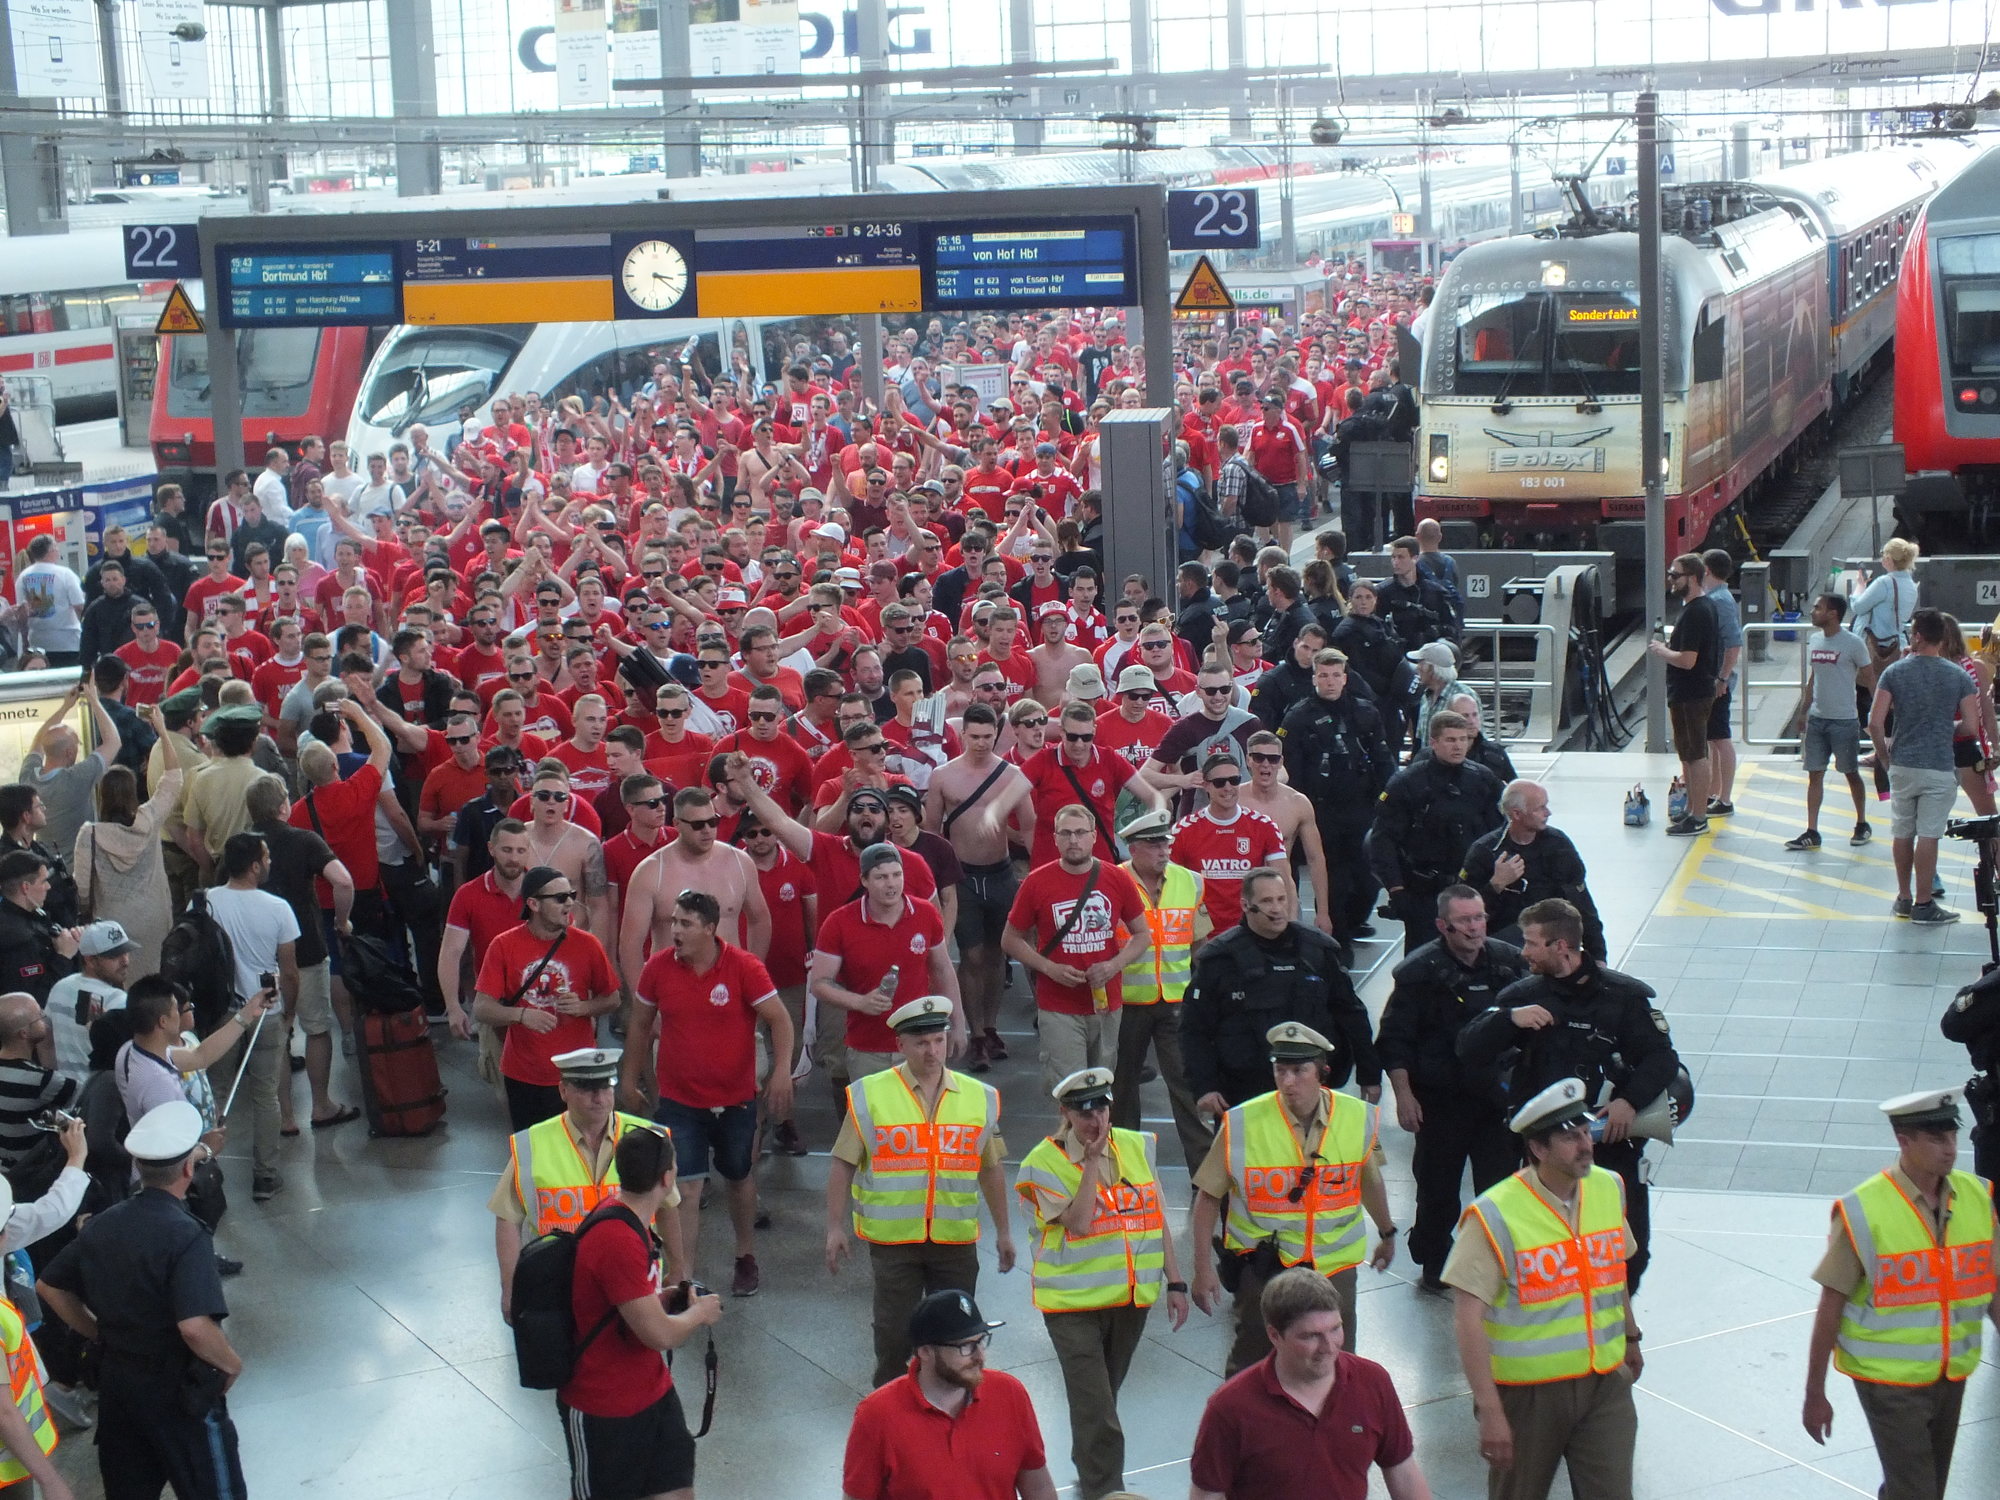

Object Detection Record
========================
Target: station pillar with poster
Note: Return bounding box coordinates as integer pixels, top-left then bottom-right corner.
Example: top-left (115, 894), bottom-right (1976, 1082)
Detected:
top-left (193, 184), bottom-right (1174, 593)
top-left (1098, 410), bottom-right (1177, 606)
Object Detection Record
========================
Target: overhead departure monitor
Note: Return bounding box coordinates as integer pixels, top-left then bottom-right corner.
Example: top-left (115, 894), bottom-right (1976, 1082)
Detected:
top-left (217, 243), bottom-right (401, 327)
top-left (925, 218), bottom-right (1137, 307)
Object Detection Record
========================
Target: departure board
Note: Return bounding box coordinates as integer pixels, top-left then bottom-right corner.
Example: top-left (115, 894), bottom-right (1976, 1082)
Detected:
top-left (217, 244), bottom-right (401, 327)
top-left (696, 223), bottom-right (921, 316)
top-left (925, 219), bottom-right (1137, 307)
top-left (403, 234), bottom-right (614, 325)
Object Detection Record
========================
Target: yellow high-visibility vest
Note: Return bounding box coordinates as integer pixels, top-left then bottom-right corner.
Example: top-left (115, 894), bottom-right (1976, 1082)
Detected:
top-left (1121, 862), bottom-right (1199, 1004)
top-left (1220, 1089), bottom-right (1377, 1273)
top-left (0, 1298), bottom-right (54, 1484)
top-left (1461, 1167), bottom-right (1630, 1384)
top-left (848, 1067), bottom-right (998, 1245)
top-left (1017, 1127), bottom-right (1167, 1312)
top-left (1834, 1169), bottom-right (1996, 1385)
top-left (509, 1112), bottom-right (655, 1235)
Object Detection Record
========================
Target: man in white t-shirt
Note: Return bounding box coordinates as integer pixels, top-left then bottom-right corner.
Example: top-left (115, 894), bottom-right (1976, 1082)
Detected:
top-left (320, 440), bottom-right (364, 511)
top-left (46, 920), bottom-right (137, 1078)
top-left (204, 830), bottom-right (301, 1203)
top-left (349, 452), bottom-right (406, 522)
top-left (11, 534), bottom-right (85, 664)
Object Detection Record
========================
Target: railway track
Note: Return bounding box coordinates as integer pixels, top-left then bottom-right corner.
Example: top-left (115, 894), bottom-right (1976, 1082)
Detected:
top-left (1739, 374), bottom-right (1895, 557)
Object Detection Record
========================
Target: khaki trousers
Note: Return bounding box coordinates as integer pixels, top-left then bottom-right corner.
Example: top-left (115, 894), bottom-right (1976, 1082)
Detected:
top-left (1853, 1376), bottom-right (1966, 1500)
top-left (1489, 1370), bottom-right (1637, 1500)
top-left (1227, 1260), bottom-right (1356, 1375)
top-left (1044, 1304), bottom-right (1151, 1500)
top-left (1038, 1008), bottom-right (1120, 1095)
top-left (1110, 1001), bottom-right (1212, 1176)
top-left (867, 1239), bottom-right (981, 1388)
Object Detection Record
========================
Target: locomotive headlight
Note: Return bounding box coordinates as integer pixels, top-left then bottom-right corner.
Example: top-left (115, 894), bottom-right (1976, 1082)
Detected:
top-left (1540, 260), bottom-right (1569, 287)
top-left (1428, 433), bottom-right (1450, 484)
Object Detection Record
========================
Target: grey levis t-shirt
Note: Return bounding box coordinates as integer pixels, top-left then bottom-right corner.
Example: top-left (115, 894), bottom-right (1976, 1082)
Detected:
top-left (1879, 654), bottom-right (1976, 772)
top-left (1807, 628), bottom-right (1869, 721)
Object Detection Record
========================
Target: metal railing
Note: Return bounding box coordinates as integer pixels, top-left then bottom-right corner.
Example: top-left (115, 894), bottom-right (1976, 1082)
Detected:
top-left (1456, 621), bottom-right (1561, 746)
top-left (1736, 620), bottom-right (1816, 750)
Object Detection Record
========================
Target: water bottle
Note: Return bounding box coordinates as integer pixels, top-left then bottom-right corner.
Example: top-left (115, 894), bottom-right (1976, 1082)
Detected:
top-left (876, 965), bottom-right (900, 1001)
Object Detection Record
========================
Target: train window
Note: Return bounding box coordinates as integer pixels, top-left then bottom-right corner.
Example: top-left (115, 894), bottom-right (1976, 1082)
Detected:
top-left (1938, 234), bottom-right (2000, 380)
top-left (356, 327), bottom-right (528, 436)
top-left (1692, 312), bottom-right (1726, 385)
top-left (1448, 294), bottom-right (1546, 396)
top-left (164, 328), bottom-right (324, 419)
top-left (546, 351), bottom-right (622, 411)
top-left (1550, 295), bottom-right (1641, 397)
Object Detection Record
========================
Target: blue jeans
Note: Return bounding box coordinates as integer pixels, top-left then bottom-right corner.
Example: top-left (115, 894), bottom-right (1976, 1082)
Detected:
top-left (653, 1095), bottom-right (757, 1181)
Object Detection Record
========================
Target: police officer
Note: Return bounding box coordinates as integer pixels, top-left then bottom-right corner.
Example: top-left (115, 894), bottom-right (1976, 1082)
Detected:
top-left (1802, 1088), bottom-right (1997, 1500)
top-left (1446, 1077), bottom-right (1643, 1500)
top-left (1378, 884), bottom-right (1529, 1291)
top-left (37, 1100), bottom-right (249, 1500)
top-left (1016, 1068), bottom-right (1189, 1500)
top-left (489, 1047), bottom-right (686, 1319)
top-left (1189, 1022), bottom-right (1397, 1374)
top-left (1376, 535), bottom-right (1459, 652)
top-left (1369, 709), bottom-right (1506, 955)
top-left (1939, 967), bottom-right (2000, 1181)
top-left (1279, 647), bottom-right (1393, 941)
top-left (1461, 780), bottom-right (1608, 959)
top-left (1182, 867), bottom-right (1379, 1118)
top-left (1458, 897), bottom-right (1680, 1294)
top-left (825, 995), bottom-right (1017, 1388)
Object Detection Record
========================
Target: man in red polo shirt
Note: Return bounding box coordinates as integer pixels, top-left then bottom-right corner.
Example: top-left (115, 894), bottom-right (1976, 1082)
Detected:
top-left (1016, 702), bottom-right (1155, 868)
top-left (439, 817), bottom-right (532, 1044)
top-left (1188, 1268), bottom-right (1426, 1500)
top-left (808, 841), bottom-right (961, 1078)
top-left (843, 1290), bottom-right (1054, 1500)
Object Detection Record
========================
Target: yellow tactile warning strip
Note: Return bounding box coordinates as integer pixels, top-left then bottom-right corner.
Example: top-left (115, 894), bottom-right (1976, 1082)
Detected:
top-left (1655, 760), bottom-right (1981, 920)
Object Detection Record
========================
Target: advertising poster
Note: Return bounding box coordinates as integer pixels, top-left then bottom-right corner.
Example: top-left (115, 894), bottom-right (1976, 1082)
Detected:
top-left (6, 0), bottom-right (103, 99)
top-left (555, 0), bottom-right (609, 106)
top-left (611, 0), bottom-right (659, 83)
top-left (131, 0), bottom-right (209, 101)
top-left (0, 669), bottom-right (95, 774)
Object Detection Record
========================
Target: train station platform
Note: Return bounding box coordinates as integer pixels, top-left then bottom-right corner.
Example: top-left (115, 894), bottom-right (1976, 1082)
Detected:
top-left (36, 748), bottom-right (1999, 1500)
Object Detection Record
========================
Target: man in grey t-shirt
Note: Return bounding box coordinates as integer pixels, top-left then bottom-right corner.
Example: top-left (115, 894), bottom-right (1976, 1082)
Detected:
top-left (1787, 593), bottom-right (1874, 852)
top-left (1703, 549), bottom-right (1745, 818)
top-left (18, 680), bottom-right (121, 859)
top-left (1869, 607), bottom-right (1979, 924)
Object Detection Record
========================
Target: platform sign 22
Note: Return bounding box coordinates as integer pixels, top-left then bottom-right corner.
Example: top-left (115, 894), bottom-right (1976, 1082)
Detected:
top-left (124, 224), bottom-right (202, 280)
top-left (1167, 189), bottom-right (1260, 251)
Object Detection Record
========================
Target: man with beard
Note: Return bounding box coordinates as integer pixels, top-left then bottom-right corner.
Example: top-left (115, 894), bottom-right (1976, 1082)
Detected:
top-left (618, 786), bottom-right (771, 992)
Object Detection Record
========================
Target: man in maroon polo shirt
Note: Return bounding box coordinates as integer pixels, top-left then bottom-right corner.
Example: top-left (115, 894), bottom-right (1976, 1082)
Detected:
top-left (1190, 1268), bottom-right (1431, 1500)
top-left (842, 1290), bottom-right (1055, 1500)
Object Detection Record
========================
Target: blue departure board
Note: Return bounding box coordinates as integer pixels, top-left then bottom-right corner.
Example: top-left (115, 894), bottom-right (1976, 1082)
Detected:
top-left (217, 244), bottom-right (401, 327)
top-left (925, 219), bottom-right (1137, 306)
top-left (403, 234), bottom-right (613, 282)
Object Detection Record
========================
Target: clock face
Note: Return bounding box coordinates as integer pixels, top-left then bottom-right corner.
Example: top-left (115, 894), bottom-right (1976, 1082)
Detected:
top-left (621, 240), bottom-right (689, 313)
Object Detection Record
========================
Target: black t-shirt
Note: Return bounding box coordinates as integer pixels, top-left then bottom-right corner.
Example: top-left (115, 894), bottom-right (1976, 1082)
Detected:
top-left (42, 1187), bottom-right (226, 1365)
top-left (253, 818), bottom-right (338, 967)
top-left (1666, 593), bottom-right (1721, 704)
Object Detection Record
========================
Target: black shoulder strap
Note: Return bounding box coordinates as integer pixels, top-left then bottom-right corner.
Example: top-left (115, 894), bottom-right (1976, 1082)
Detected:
top-left (940, 761), bottom-right (1009, 838)
top-left (1058, 759), bottom-right (1118, 855)
top-left (569, 1204), bottom-right (631, 1361)
top-left (507, 929), bottom-right (569, 1009)
top-left (1039, 859), bottom-right (1101, 958)
top-left (304, 787), bottom-right (325, 838)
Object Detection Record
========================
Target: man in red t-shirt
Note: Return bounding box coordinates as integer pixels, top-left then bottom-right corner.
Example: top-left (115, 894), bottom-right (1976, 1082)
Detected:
top-left (976, 609), bottom-right (1037, 703)
top-left (1017, 702), bottom-right (1158, 868)
top-left (808, 842), bottom-right (962, 1076)
top-left (1170, 753), bottom-right (1291, 932)
top-left (623, 886), bottom-right (792, 1298)
top-left (557, 1124), bottom-right (721, 1500)
top-left (1095, 670), bottom-right (1176, 768)
top-left (712, 685), bottom-right (814, 815)
top-left (472, 866), bottom-right (622, 1131)
top-left (548, 694), bottom-right (614, 802)
top-left (114, 603), bottom-right (179, 705)
top-left (440, 817), bottom-right (531, 1040)
top-left (1001, 805), bottom-right (1151, 1092)
top-left (740, 814), bottom-right (818, 1153)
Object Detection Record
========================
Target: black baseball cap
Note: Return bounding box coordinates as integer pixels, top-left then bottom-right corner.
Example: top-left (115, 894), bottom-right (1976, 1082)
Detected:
top-left (908, 1289), bottom-right (1003, 1348)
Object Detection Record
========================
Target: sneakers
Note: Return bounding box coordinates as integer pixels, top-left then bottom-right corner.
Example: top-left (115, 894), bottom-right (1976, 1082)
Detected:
top-left (964, 1035), bottom-right (991, 1075)
top-left (1784, 829), bottom-right (1822, 851)
top-left (43, 1384), bottom-right (92, 1430)
top-left (1851, 821), bottom-right (1873, 846)
top-left (772, 1119), bottom-right (808, 1158)
top-left (1912, 901), bottom-right (1961, 925)
top-left (731, 1254), bottom-right (761, 1297)
top-left (252, 1171), bottom-right (283, 1203)
top-left (1666, 816), bottom-right (1710, 837)
top-left (1707, 798), bottom-right (1735, 817)
top-left (1893, 895), bottom-right (1914, 918)
top-left (984, 1028), bottom-right (1009, 1063)
top-left (1418, 1270), bottom-right (1449, 1295)
top-left (1351, 922), bottom-right (1376, 938)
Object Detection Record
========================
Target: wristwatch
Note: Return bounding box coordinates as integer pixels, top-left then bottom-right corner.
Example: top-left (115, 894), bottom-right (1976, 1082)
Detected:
top-left (1166, 1280), bottom-right (1189, 1293)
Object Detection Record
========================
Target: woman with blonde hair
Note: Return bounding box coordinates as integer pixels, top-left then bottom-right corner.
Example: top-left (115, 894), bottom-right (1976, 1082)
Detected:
top-left (74, 701), bottom-right (182, 974)
top-left (1850, 536), bottom-right (1920, 681)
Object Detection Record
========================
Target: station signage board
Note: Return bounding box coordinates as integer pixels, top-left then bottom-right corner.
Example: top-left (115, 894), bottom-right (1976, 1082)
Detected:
top-left (217, 244), bottom-right (402, 327)
top-left (925, 219), bottom-right (1137, 308)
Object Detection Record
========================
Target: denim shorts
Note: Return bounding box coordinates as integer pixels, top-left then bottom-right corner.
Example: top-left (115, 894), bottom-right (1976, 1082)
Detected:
top-left (654, 1095), bottom-right (757, 1181)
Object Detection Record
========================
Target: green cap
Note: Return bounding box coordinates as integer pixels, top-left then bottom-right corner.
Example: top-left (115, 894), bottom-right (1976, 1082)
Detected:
top-left (158, 687), bottom-right (204, 719)
top-left (200, 703), bottom-right (264, 735)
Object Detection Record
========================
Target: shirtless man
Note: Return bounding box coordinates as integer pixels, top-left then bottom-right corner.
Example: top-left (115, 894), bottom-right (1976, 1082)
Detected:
top-left (617, 785), bottom-right (771, 1000)
top-left (938, 634), bottom-right (982, 719)
top-left (1237, 728), bottom-right (1336, 936)
top-left (1027, 601), bottom-right (1094, 709)
top-left (923, 702), bottom-right (1034, 1071)
top-left (523, 764), bottom-right (612, 938)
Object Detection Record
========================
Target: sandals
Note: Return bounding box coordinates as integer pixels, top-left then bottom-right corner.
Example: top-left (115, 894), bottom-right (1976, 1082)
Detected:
top-left (310, 1105), bottom-right (361, 1130)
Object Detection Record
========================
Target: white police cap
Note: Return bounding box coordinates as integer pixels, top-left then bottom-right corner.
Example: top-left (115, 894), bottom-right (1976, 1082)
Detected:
top-left (126, 1099), bottom-right (205, 1162)
top-left (1266, 1022), bottom-right (1334, 1061)
top-left (1509, 1077), bottom-right (1591, 1136)
top-left (1880, 1088), bottom-right (1962, 1130)
top-left (888, 996), bottom-right (954, 1034)
top-left (1052, 1067), bottom-right (1115, 1108)
top-left (553, 1048), bottom-right (622, 1084)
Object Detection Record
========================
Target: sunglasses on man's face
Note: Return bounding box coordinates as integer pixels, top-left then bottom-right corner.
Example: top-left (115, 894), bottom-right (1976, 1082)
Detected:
top-left (627, 795), bottom-right (669, 811)
top-left (678, 815), bottom-right (721, 830)
top-left (532, 789), bottom-right (569, 803)
top-left (1250, 752), bottom-right (1283, 765)
top-left (445, 734), bottom-right (476, 747)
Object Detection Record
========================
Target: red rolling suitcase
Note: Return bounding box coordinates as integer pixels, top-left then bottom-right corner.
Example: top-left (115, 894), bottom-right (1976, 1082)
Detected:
top-left (355, 1007), bottom-right (447, 1137)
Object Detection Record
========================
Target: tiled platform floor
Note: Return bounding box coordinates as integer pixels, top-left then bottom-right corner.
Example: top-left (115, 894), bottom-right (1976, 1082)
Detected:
top-left (35, 750), bottom-right (1998, 1499)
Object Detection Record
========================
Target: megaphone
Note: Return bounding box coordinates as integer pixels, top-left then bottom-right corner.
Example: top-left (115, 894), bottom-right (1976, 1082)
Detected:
top-left (1624, 1067), bottom-right (1697, 1144)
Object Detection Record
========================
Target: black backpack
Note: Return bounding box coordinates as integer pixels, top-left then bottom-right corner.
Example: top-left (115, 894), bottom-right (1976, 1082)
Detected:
top-left (1233, 457), bottom-right (1280, 527)
top-left (1182, 471), bottom-right (1231, 552)
top-left (512, 1204), bottom-right (629, 1390)
top-left (159, 890), bottom-right (239, 1036)
top-left (340, 932), bottom-right (427, 1015)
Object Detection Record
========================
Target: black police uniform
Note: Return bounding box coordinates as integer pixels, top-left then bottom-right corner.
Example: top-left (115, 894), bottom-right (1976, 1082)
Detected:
top-left (1377, 936), bottom-right (1528, 1279)
top-left (1279, 689), bottom-right (1393, 939)
top-left (1260, 597), bottom-right (1316, 670)
top-left (39, 1188), bottom-right (246, 1500)
top-left (0, 895), bottom-right (73, 1007)
top-left (1366, 756), bottom-right (1505, 955)
top-left (1182, 921), bottom-right (1379, 1107)
top-left (1460, 824), bottom-right (1608, 959)
top-left (1941, 969), bottom-right (2000, 1181)
top-left (1329, 612), bottom-right (1412, 747)
top-left (0, 833), bottom-right (79, 928)
top-left (1457, 955), bottom-right (1680, 1292)
top-left (1374, 572), bottom-right (1458, 652)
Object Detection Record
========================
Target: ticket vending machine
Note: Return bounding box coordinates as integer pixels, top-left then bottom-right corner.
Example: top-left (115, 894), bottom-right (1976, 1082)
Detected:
top-left (1097, 409), bottom-right (1176, 612)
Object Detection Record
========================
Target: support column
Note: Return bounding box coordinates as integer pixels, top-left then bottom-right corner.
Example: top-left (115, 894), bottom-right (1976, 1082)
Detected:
top-left (855, 0), bottom-right (889, 188)
top-left (389, 0), bottom-right (443, 198)
top-left (1007, 0), bottom-right (1043, 155)
top-left (258, 0), bottom-right (286, 205)
top-left (1226, 0), bottom-right (1249, 137)
top-left (657, 0), bottom-right (699, 180)
top-left (1639, 90), bottom-right (1668, 755)
top-left (1099, 410), bottom-right (1174, 603)
top-left (0, 0), bottom-right (65, 235)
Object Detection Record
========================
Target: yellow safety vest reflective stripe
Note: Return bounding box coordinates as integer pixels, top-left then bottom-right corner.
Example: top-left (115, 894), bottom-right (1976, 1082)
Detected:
top-left (1121, 862), bottom-right (1198, 1004)
top-left (1834, 1169), bottom-right (1996, 1385)
top-left (1016, 1128), bottom-right (1167, 1312)
top-left (848, 1068), bottom-right (999, 1245)
top-left (1463, 1167), bottom-right (1630, 1384)
top-left (0, 1298), bottom-right (54, 1483)
top-left (1221, 1089), bottom-right (1377, 1273)
top-left (509, 1112), bottom-right (655, 1236)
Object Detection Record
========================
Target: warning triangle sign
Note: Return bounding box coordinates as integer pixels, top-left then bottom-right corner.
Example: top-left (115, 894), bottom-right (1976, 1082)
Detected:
top-left (1174, 255), bottom-right (1235, 313)
top-left (155, 283), bottom-right (204, 335)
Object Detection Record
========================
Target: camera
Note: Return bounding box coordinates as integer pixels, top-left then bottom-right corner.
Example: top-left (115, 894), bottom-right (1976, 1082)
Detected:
top-left (30, 1109), bottom-right (75, 1133)
top-left (1945, 814), bottom-right (2000, 842)
top-left (663, 1280), bottom-right (711, 1314)
top-left (260, 971), bottom-right (277, 993)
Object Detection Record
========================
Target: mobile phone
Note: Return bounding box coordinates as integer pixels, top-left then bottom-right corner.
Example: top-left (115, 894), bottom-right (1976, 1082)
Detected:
top-left (260, 970), bottom-right (276, 992)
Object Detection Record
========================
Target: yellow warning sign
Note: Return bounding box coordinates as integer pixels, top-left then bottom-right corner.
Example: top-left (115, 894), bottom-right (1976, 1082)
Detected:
top-left (1174, 255), bottom-right (1235, 313)
top-left (155, 283), bottom-right (204, 335)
